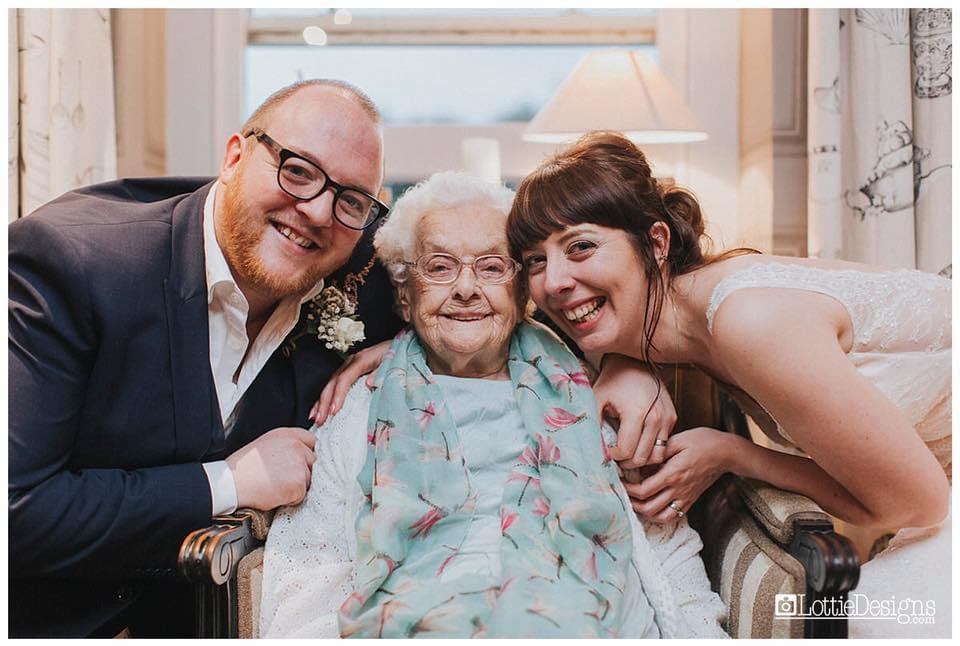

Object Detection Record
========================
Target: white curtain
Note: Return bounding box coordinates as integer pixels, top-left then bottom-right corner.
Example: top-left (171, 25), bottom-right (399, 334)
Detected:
top-left (807, 9), bottom-right (952, 276)
top-left (8, 10), bottom-right (19, 222)
top-left (15, 8), bottom-right (117, 218)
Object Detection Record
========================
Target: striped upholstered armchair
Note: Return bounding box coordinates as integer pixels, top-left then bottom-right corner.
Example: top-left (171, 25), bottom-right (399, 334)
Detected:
top-left (672, 366), bottom-right (861, 639)
top-left (179, 365), bottom-right (860, 638)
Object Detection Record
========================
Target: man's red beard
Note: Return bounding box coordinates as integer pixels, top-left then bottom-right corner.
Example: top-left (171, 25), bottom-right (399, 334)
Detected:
top-left (218, 180), bottom-right (326, 300)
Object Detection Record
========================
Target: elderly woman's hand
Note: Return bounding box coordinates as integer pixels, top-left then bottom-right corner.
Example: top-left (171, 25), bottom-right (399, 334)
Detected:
top-left (593, 354), bottom-right (677, 468)
top-left (623, 426), bottom-right (736, 522)
top-left (310, 339), bottom-right (393, 425)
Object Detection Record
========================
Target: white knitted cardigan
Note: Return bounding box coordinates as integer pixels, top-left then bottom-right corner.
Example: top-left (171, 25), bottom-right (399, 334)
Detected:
top-left (259, 380), bottom-right (728, 639)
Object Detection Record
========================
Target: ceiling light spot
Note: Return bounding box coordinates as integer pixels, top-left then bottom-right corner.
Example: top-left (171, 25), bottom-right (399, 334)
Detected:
top-left (302, 26), bottom-right (328, 46)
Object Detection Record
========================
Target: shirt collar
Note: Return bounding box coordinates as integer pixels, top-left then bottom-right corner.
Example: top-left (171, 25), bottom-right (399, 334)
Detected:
top-left (203, 181), bottom-right (237, 305)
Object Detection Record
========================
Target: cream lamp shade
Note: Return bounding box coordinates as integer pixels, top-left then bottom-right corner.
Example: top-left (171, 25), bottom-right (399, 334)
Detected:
top-left (523, 49), bottom-right (708, 144)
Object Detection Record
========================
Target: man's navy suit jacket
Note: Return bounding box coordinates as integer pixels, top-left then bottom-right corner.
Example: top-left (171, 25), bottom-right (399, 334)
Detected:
top-left (8, 177), bottom-right (401, 636)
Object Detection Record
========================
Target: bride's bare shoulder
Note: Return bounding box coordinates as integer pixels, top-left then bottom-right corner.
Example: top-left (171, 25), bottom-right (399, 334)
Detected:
top-left (702, 257), bottom-right (843, 342)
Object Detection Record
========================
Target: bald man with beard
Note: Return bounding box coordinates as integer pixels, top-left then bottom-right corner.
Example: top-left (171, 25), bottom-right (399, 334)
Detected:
top-left (9, 80), bottom-right (403, 637)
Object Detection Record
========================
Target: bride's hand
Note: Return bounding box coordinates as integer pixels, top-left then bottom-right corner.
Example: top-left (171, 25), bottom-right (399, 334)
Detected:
top-left (623, 427), bottom-right (737, 522)
top-left (310, 340), bottom-right (392, 425)
top-left (593, 354), bottom-right (678, 468)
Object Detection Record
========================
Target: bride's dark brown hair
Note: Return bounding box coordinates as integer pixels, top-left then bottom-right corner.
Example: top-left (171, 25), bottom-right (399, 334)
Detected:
top-left (507, 130), bottom-right (756, 365)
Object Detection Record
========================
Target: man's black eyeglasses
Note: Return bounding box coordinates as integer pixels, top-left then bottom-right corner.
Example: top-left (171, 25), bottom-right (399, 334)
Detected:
top-left (242, 127), bottom-right (388, 230)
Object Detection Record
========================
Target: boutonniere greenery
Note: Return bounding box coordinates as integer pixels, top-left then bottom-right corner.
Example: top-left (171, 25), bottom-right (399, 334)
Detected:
top-left (282, 256), bottom-right (375, 360)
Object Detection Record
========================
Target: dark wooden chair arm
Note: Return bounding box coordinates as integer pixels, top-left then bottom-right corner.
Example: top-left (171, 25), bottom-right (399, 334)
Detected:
top-left (788, 519), bottom-right (861, 596)
top-left (786, 519), bottom-right (861, 638)
top-left (178, 509), bottom-right (267, 585)
top-left (178, 509), bottom-right (273, 637)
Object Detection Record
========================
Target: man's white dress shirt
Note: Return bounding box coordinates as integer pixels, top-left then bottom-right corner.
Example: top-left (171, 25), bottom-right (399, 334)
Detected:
top-left (200, 183), bottom-right (324, 515)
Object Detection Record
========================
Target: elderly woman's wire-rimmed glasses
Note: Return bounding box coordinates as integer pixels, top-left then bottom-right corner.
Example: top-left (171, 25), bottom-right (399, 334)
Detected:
top-left (242, 127), bottom-right (389, 230)
top-left (403, 253), bottom-right (522, 285)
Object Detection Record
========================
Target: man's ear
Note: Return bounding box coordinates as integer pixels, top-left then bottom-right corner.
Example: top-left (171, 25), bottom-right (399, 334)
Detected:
top-left (395, 284), bottom-right (412, 323)
top-left (219, 133), bottom-right (246, 185)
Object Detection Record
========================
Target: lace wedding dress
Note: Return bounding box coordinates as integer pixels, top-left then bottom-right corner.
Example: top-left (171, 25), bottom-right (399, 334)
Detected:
top-left (706, 261), bottom-right (951, 638)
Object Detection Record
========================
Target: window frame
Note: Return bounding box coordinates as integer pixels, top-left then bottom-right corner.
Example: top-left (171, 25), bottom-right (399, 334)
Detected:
top-left (247, 11), bottom-right (656, 46)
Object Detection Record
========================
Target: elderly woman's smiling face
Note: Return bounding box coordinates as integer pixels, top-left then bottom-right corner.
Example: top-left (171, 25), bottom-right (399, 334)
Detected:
top-left (401, 203), bottom-right (520, 379)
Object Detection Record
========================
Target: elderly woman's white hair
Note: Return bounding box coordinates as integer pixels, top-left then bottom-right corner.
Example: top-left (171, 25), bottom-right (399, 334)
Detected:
top-left (374, 171), bottom-right (516, 284)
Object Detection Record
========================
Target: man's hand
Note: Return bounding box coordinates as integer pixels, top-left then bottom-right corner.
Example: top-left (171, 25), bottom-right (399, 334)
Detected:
top-left (226, 427), bottom-right (317, 510)
top-left (310, 339), bottom-right (392, 425)
top-left (594, 354), bottom-right (677, 468)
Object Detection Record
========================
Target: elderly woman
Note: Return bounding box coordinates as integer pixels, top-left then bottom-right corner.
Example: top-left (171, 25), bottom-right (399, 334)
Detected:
top-left (258, 172), bottom-right (726, 638)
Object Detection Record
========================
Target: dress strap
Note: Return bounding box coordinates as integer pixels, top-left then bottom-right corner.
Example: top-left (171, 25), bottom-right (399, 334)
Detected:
top-left (705, 262), bottom-right (862, 345)
top-left (707, 262), bottom-right (846, 335)
top-left (706, 262), bottom-right (948, 354)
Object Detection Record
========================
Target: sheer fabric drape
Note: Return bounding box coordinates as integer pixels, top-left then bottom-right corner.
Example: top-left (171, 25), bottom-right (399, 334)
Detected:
top-left (14, 9), bottom-right (117, 218)
top-left (807, 9), bottom-right (952, 276)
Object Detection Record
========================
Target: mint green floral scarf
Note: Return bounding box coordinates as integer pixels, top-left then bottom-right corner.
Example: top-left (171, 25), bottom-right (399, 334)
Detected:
top-left (339, 321), bottom-right (634, 638)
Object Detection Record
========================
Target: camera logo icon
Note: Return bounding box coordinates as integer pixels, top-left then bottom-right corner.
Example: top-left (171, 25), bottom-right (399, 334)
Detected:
top-left (775, 594), bottom-right (799, 617)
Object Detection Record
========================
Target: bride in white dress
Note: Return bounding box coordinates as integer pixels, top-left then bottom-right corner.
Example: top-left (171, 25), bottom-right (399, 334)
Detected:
top-left (507, 131), bottom-right (951, 638)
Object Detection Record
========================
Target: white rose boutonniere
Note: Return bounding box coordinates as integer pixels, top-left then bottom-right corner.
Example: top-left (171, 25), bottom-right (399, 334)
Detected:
top-left (282, 257), bottom-right (376, 360)
top-left (332, 316), bottom-right (366, 350)
top-left (307, 286), bottom-right (366, 356)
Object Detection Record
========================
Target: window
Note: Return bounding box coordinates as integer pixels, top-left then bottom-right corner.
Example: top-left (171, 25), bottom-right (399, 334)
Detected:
top-left (246, 43), bottom-right (657, 127)
top-left (244, 9), bottom-right (657, 186)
